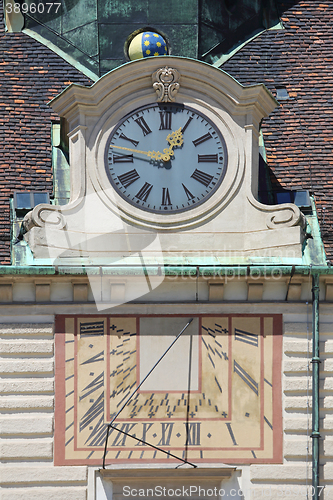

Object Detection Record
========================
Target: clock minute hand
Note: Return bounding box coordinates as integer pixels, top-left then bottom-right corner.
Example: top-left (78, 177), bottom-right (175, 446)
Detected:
top-left (111, 144), bottom-right (173, 162)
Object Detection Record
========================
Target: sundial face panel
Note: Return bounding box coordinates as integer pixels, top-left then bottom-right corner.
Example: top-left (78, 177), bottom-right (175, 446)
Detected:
top-left (54, 314), bottom-right (282, 465)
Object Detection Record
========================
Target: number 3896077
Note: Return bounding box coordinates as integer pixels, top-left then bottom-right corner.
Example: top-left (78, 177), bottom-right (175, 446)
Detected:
top-left (6, 3), bottom-right (61, 14)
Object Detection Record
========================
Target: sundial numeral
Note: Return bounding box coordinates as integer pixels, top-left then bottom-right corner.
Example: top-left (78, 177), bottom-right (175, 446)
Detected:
top-left (192, 132), bottom-right (212, 146)
top-left (118, 169), bottom-right (140, 188)
top-left (157, 423), bottom-right (174, 446)
top-left (191, 168), bottom-right (214, 187)
top-left (159, 111), bottom-right (172, 130)
top-left (185, 422), bottom-right (201, 445)
top-left (235, 328), bottom-right (258, 347)
top-left (80, 321), bottom-right (104, 336)
top-left (81, 351), bottom-right (104, 365)
top-left (135, 116), bottom-right (152, 136)
top-left (234, 360), bottom-right (259, 396)
top-left (136, 182), bottom-right (153, 202)
top-left (111, 423), bottom-right (137, 446)
top-left (226, 423), bottom-right (238, 446)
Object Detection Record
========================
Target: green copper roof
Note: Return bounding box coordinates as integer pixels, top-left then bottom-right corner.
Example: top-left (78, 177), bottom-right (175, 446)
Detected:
top-left (20, 0), bottom-right (289, 78)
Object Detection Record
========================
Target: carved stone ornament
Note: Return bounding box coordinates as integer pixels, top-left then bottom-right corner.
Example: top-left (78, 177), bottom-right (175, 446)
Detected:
top-left (152, 66), bottom-right (180, 102)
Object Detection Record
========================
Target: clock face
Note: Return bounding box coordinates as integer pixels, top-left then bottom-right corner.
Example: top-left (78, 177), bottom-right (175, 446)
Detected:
top-left (54, 314), bottom-right (282, 466)
top-left (106, 104), bottom-right (227, 214)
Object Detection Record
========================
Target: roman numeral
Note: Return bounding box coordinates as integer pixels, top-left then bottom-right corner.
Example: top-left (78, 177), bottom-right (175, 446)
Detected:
top-left (182, 116), bottom-right (193, 134)
top-left (182, 183), bottom-right (195, 200)
top-left (118, 169), bottom-right (140, 188)
top-left (134, 116), bottom-right (152, 136)
top-left (79, 372), bottom-right (104, 402)
top-left (159, 111), bottom-right (172, 130)
top-left (198, 154), bottom-right (218, 163)
top-left (113, 154), bottom-right (133, 163)
top-left (118, 133), bottom-right (139, 147)
top-left (234, 360), bottom-right (259, 396)
top-left (79, 392), bottom-right (104, 433)
top-left (157, 423), bottom-right (174, 446)
top-left (81, 351), bottom-right (104, 365)
top-left (80, 321), bottom-right (104, 336)
top-left (226, 423), bottom-right (238, 446)
top-left (111, 423), bottom-right (137, 446)
top-left (135, 182), bottom-right (153, 202)
top-left (185, 422), bottom-right (201, 445)
top-left (161, 187), bottom-right (172, 205)
top-left (192, 132), bottom-right (212, 146)
top-left (234, 328), bottom-right (258, 347)
top-left (191, 169), bottom-right (214, 187)
top-left (136, 423), bottom-right (154, 446)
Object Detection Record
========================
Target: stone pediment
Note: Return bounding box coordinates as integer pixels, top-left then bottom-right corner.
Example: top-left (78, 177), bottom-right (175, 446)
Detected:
top-left (24, 56), bottom-right (305, 266)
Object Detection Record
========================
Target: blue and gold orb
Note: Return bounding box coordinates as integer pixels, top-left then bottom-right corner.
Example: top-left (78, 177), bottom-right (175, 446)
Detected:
top-left (128, 31), bottom-right (168, 61)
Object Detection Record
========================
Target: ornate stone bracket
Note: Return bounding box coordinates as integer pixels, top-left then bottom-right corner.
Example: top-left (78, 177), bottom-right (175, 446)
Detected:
top-left (152, 66), bottom-right (180, 102)
top-left (23, 204), bottom-right (66, 231)
top-left (248, 195), bottom-right (306, 230)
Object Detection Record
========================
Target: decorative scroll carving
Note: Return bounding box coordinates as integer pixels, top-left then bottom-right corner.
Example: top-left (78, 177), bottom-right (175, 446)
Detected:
top-left (266, 206), bottom-right (306, 229)
top-left (23, 204), bottom-right (66, 231)
top-left (152, 66), bottom-right (180, 102)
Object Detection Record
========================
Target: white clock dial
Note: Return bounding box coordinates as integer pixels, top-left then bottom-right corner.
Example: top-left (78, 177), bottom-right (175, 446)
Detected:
top-left (106, 103), bottom-right (227, 214)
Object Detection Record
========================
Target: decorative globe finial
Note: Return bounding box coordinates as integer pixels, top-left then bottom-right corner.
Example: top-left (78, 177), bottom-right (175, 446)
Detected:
top-left (128, 31), bottom-right (168, 61)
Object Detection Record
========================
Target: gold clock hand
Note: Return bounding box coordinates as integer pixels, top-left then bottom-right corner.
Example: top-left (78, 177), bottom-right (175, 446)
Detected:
top-left (111, 144), bottom-right (173, 162)
top-left (166, 127), bottom-right (184, 148)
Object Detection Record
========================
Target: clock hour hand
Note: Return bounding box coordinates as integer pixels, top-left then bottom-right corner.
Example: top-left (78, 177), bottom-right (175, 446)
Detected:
top-left (111, 144), bottom-right (173, 162)
top-left (166, 128), bottom-right (183, 148)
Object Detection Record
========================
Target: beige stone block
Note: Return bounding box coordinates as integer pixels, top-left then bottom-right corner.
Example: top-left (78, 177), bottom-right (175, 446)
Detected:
top-left (0, 439), bottom-right (53, 459)
top-left (0, 284), bottom-right (13, 303)
top-left (284, 438), bottom-right (310, 458)
top-left (323, 437), bottom-right (333, 457)
top-left (285, 396), bottom-right (311, 411)
top-left (284, 417), bottom-right (311, 432)
top-left (0, 379), bottom-right (54, 394)
top-left (323, 416), bottom-right (333, 430)
top-left (320, 377), bottom-right (333, 391)
top-left (326, 283), bottom-right (333, 302)
top-left (250, 464), bottom-right (311, 481)
top-left (321, 359), bottom-right (333, 373)
top-left (110, 282), bottom-right (126, 302)
top-left (324, 462), bottom-right (333, 481)
top-left (0, 487), bottom-right (87, 500)
top-left (284, 339), bottom-right (311, 354)
top-left (0, 323), bottom-right (53, 337)
top-left (0, 396), bottom-right (54, 410)
top-left (73, 283), bottom-right (88, 302)
top-left (321, 396), bottom-right (333, 410)
top-left (287, 282), bottom-right (302, 301)
top-left (35, 283), bottom-right (51, 302)
top-left (284, 322), bottom-right (308, 335)
top-left (321, 340), bottom-right (333, 354)
top-left (0, 359), bottom-right (53, 374)
top-left (284, 377), bottom-right (309, 392)
top-left (0, 416), bottom-right (53, 435)
top-left (0, 466), bottom-right (87, 484)
top-left (0, 340), bottom-right (53, 355)
top-left (247, 282), bottom-right (263, 301)
top-left (208, 282), bottom-right (224, 301)
top-left (284, 359), bottom-right (309, 373)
